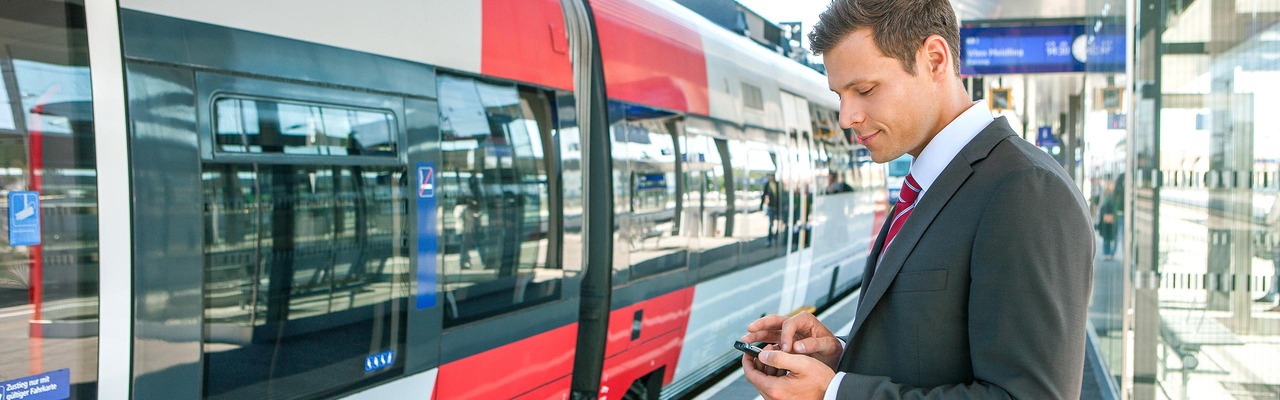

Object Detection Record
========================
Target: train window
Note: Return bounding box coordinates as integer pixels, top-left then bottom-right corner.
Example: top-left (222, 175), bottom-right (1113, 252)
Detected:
top-left (0, 2), bottom-right (100, 397)
top-left (742, 83), bottom-right (764, 111)
top-left (201, 165), bottom-right (408, 399)
top-left (0, 77), bottom-right (14, 130)
top-left (214, 97), bottom-right (396, 156)
top-left (615, 112), bottom-right (684, 281)
top-left (728, 141), bottom-right (785, 253)
top-left (436, 74), bottom-right (560, 326)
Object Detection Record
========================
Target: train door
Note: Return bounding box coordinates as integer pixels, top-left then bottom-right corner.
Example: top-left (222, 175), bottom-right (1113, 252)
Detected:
top-left (777, 92), bottom-right (815, 313)
top-left (125, 59), bottom-right (439, 397)
top-left (432, 75), bottom-right (577, 399)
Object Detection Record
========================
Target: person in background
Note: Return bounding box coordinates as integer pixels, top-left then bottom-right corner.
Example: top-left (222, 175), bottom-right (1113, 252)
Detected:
top-left (1096, 180), bottom-right (1118, 261)
top-left (825, 171), bottom-right (853, 194)
top-left (739, 0), bottom-right (1095, 398)
top-left (1259, 193), bottom-right (1280, 306)
top-left (762, 173), bottom-right (782, 246)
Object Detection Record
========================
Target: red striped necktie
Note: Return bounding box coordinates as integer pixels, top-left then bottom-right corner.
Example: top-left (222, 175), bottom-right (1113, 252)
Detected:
top-left (882, 173), bottom-right (921, 255)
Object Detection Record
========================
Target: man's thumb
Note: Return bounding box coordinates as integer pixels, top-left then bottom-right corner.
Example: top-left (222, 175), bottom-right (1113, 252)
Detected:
top-left (758, 350), bottom-right (798, 370)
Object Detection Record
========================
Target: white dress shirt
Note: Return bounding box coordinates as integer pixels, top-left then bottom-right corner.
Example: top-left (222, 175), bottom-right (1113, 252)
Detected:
top-left (822, 100), bottom-right (994, 399)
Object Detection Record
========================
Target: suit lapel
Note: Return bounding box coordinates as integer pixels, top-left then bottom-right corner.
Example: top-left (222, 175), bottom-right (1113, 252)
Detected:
top-left (859, 206), bottom-right (895, 310)
top-left (846, 118), bottom-right (1017, 342)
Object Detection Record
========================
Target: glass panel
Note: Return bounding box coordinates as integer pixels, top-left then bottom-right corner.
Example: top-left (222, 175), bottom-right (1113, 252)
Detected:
top-left (622, 115), bottom-right (682, 279)
top-left (436, 75), bottom-right (559, 326)
top-left (0, 74), bottom-right (15, 131)
top-left (214, 97), bottom-right (396, 156)
top-left (201, 164), bottom-right (408, 399)
top-left (729, 141), bottom-right (781, 250)
top-left (1125, 1), bottom-right (1280, 398)
top-left (0, 2), bottom-right (99, 397)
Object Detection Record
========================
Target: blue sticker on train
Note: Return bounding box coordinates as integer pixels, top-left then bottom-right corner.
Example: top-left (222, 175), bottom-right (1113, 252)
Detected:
top-left (8, 191), bottom-right (41, 247)
top-left (0, 369), bottom-right (70, 400)
top-left (365, 350), bottom-right (396, 372)
top-left (416, 163), bottom-right (438, 309)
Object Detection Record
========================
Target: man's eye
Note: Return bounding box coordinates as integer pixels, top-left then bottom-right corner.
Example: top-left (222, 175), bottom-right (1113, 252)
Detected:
top-left (858, 87), bottom-right (874, 96)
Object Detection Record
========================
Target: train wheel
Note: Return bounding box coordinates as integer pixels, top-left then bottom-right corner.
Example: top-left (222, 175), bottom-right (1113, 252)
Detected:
top-left (621, 369), bottom-right (662, 400)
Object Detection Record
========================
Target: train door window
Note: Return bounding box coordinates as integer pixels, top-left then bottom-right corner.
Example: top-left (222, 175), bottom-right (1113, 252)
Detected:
top-left (436, 74), bottom-right (559, 326)
top-left (556, 93), bottom-right (583, 275)
top-left (620, 109), bottom-right (683, 280)
top-left (214, 97), bottom-right (396, 156)
top-left (201, 87), bottom-right (408, 398)
top-left (0, 3), bottom-right (100, 397)
top-left (606, 104), bottom-right (632, 282)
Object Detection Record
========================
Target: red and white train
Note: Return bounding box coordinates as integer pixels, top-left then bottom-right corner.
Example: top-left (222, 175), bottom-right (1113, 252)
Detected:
top-left (0, 0), bottom-right (889, 398)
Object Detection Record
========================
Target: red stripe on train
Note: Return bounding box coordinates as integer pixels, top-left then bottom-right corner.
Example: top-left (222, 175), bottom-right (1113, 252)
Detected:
top-left (592, 0), bottom-right (710, 115)
top-left (434, 288), bottom-right (695, 399)
top-left (481, 0), bottom-right (574, 91)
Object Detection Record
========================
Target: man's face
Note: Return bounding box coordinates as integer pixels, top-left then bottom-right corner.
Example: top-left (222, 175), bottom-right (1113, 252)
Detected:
top-left (826, 29), bottom-right (941, 163)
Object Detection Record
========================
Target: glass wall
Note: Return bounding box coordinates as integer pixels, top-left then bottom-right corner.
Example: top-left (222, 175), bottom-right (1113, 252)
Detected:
top-left (0, 1), bottom-right (100, 397)
top-left (1090, 0), bottom-right (1280, 398)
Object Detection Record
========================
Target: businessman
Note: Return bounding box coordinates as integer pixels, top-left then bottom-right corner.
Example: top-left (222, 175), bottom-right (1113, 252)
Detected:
top-left (740, 0), bottom-right (1095, 398)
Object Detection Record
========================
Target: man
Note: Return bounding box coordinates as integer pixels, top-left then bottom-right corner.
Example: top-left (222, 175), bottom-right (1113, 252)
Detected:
top-left (739, 0), bottom-right (1095, 398)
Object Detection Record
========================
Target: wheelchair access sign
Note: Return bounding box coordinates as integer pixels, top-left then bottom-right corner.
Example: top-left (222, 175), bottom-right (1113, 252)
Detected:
top-left (8, 191), bottom-right (40, 246)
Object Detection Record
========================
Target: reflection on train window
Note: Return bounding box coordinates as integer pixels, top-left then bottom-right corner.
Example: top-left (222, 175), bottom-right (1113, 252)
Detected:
top-left (214, 97), bottom-right (396, 156)
top-left (729, 141), bottom-right (779, 247)
top-left (619, 116), bottom-right (684, 279)
top-left (0, 75), bottom-right (14, 130)
top-left (436, 74), bottom-right (559, 326)
top-left (200, 164), bottom-right (408, 399)
top-left (1, 6), bottom-right (101, 396)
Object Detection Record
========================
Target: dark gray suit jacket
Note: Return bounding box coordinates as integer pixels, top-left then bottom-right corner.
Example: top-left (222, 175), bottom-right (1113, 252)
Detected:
top-left (835, 118), bottom-right (1094, 399)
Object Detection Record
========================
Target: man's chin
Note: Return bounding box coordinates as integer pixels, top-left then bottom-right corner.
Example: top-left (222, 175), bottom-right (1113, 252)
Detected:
top-left (871, 151), bottom-right (905, 164)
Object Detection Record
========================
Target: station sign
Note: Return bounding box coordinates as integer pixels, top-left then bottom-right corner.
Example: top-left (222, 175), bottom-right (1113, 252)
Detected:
top-left (961, 24), bottom-right (1125, 75)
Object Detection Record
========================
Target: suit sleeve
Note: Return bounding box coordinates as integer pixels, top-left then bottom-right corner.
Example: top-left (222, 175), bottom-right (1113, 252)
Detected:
top-left (835, 166), bottom-right (1095, 399)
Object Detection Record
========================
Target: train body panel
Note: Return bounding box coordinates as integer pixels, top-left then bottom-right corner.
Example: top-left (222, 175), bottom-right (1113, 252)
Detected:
top-left (119, 0), bottom-right (484, 76)
top-left (592, 0), bottom-right (710, 115)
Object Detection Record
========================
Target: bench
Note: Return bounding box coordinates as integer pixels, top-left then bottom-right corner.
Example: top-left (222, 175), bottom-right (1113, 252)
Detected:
top-left (1159, 311), bottom-right (1244, 400)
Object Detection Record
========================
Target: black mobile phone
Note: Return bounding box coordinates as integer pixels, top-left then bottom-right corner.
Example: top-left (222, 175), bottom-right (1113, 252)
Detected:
top-left (733, 340), bottom-right (765, 357)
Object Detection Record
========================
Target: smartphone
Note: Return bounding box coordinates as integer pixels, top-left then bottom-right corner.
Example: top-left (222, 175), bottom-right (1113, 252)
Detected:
top-left (733, 340), bottom-right (765, 357)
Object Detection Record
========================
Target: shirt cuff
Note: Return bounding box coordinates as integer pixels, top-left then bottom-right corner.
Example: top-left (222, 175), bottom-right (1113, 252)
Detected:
top-left (823, 372), bottom-right (846, 400)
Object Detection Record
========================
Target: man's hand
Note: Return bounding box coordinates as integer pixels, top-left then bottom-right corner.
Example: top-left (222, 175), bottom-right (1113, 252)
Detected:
top-left (740, 313), bottom-right (843, 370)
top-left (742, 349), bottom-right (836, 400)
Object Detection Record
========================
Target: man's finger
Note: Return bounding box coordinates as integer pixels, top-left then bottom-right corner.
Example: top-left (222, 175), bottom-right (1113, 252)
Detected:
top-left (792, 337), bottom-right (838, 355)
top-left (779, 312), bottom-right (820, 352)
top-left (757, 350), bottom-right (807, 371)
top-left (747, 315), bottom-right (788, 332)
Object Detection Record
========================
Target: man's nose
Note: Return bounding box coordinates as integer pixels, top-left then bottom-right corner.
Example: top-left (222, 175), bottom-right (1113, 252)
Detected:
top-left (839, 105), bottom-right (865, 129)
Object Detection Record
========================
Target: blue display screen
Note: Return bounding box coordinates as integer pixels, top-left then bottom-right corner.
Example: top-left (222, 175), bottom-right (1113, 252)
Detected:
top-left (961, 24), bottom-right (1124, 75)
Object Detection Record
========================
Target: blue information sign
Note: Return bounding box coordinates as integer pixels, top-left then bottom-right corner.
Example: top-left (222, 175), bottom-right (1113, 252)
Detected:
top-left (8, 191), bottom-right (41, 246)
top-left (1036, 126), bottom-right (1059, 147)
top-left (416, 163), bottom-right (438, 309)
top-left (961, 24), bottom-right (1125, 75)
top-left (0, 369), bottom-right (70, 400)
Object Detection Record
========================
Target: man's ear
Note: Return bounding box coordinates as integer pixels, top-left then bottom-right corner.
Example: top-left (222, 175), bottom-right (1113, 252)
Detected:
top-left (921, 34), bottom-right (951, 80)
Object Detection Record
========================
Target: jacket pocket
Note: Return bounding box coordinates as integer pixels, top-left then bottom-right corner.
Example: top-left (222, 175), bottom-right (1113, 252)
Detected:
top-left (888, 269), bottom-right (948, 293)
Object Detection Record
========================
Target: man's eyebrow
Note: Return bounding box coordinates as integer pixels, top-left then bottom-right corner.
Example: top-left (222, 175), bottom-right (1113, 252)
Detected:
top-left (832, 79), bottom-right (870, 92)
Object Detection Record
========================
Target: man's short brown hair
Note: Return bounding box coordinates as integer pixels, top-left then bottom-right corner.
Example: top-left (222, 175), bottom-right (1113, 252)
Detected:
top-left (808, 0), bottom-right (962, 77)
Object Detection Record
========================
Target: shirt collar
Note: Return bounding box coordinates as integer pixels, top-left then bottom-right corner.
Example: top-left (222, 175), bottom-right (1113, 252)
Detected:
top-left (909, 100), bottom-right (994, 194)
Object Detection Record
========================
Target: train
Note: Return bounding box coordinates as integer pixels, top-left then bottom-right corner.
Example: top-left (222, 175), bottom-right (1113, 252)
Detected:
top-left (0, 0), bottom-right (890, 398)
